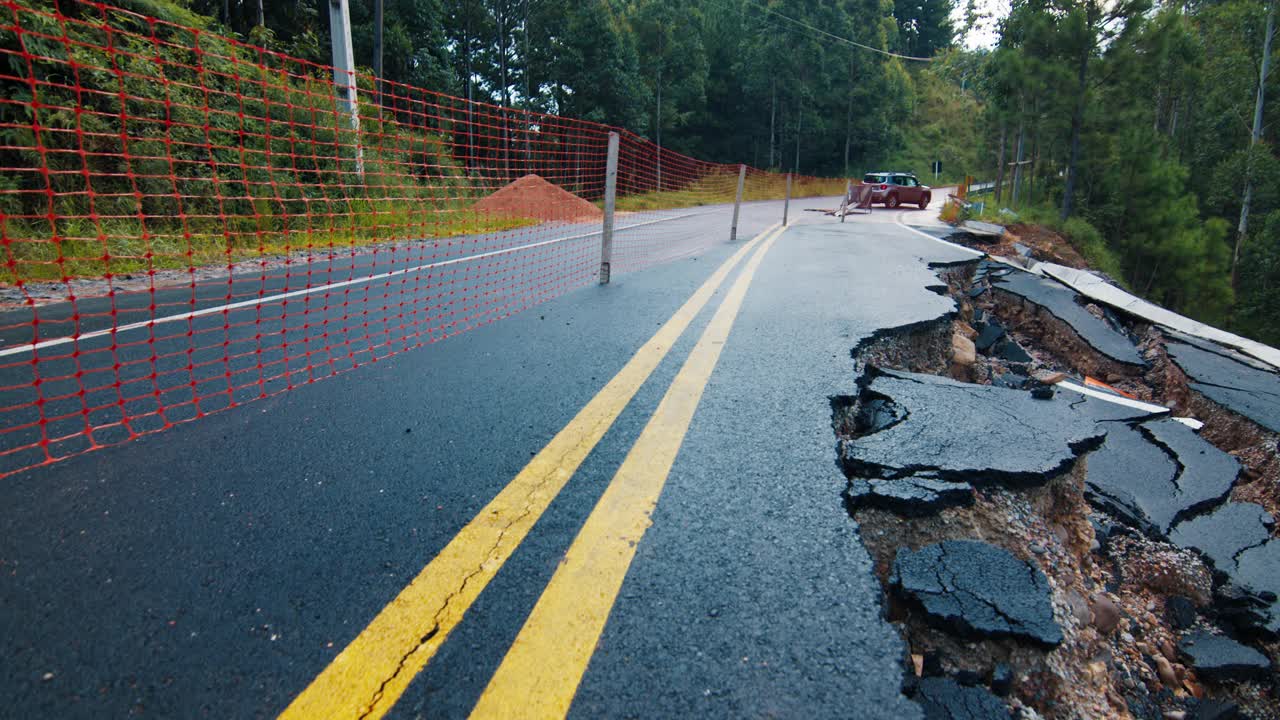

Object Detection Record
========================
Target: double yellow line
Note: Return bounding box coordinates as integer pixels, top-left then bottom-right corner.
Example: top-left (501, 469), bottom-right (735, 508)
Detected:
top-left (280, 223), bottom-right (786, 720)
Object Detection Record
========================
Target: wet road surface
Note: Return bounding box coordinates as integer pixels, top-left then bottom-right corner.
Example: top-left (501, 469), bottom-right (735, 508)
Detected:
top-left (1, 199), bottom-right (974, 718)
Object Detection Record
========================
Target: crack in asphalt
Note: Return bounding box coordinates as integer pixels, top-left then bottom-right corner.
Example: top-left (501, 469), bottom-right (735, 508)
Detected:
top-left (1134, 422), bottom-right (1189, 499)
top-left (1187, 377), bottom-right (1280, 401)
top-left (1230, 533), bottom-right (1273, 569)
top-left (356, 423), bottom-right (609, 717)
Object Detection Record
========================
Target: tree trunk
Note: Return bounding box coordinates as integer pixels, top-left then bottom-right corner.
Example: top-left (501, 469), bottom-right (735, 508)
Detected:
top-left (656, 73), bottom-right (662, 190)
top-left (844, 58), bottom-right (853, 176)
top-left (465, 12), bottom-right (473, 174)
top-left (994, 122), bottom-right (1007, 203)
top-left (769, 80), bottom-right (776, 169)
top-left (373, 0), bottom-right (383, 103)
top-left (499, 3), bottom-right (510, 178)
top-left (255, 0), bottom-right (263, 27)
top-left (1235, 1), bottom-right (1275, 288)
top-left (1029, 132), bottom-right (1039, 205)
top-left (523, 0), bottom-right (531, 167)
top-left (655, 31), bottom-right (663, 191)
top-left (1060, 35), bottom-right (1091, 223)
top-left (1011, 122), bottom-right (1025, 206)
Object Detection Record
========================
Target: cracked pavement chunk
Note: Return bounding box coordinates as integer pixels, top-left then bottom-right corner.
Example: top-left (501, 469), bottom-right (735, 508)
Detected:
top-left (842, 367), bottom-right (1151, 485)
top-left (1178, 631), bottom-right (1273, 681)
top-left (1169, 502), bottom-right (1274, 576)
top-left (974, 319), bottom-right (1005, 352)
top-left (912, 677), bottom-right (1011, 720)
top-left (844, 474), bottom-right (974, 517)
top-left (1164, 337), bottom-right (1280, 434)
top-left (892, 540), bottom-right (1063, 648)
top-left (991, 271), bottom-right (1146, 367)
top-left (1084, 422), bottom-right (1178, 535)
top-left (1085, 420), bottom-right (1238, 537)
top-left (1233, 541), bottom-right (1280, 634)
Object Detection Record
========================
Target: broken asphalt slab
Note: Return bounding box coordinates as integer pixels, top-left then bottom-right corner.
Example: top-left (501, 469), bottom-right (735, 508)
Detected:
top-left (1163, 338), bottom-right (1280, 435)
top-left (911, 677), bottom-right (1011, 719)
top-left (1085, 419), bottom-right (1238, 537)
top-left (991, 270), bottom-right (1146, 367)
top-left (1170, 502), bottom-right (1273, 577)
top-left (845, 474), bottom-right (975, 517)
top-left (891, 540), bottom-right (1063, 648)
top-left (841, 367), bottom-right (1155, 486)
top-left (1231, 541), bottom-right (1280, 635)
top-left (1178, 631), bottom-right (1273, 681)
top-left (1168, 502), bottom-right (1280, 636)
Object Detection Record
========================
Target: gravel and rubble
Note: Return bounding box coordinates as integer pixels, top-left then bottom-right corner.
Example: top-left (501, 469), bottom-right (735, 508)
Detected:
top-left (835, 250), bottom-right (1280, 719)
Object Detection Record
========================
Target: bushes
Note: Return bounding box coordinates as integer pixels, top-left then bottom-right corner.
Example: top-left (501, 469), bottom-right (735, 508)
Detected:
top-left (1060, 217), bottom-right (1125, 284)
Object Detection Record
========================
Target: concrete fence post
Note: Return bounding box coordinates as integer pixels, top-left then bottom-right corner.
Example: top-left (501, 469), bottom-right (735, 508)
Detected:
top-left (783, 173), bottom-right (792, 226)
top-left (328, 0), bottom-right (364, 178)
top-left (842, 179), bottom-right (851, 224)
top-left (599, 131), bottom-right (620, 285)
top-left (730, 164), bottom-right (746, 241)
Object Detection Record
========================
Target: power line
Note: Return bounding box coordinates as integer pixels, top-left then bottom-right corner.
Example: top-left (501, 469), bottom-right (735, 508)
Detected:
top-left (741, 0), bottom-right (935, 62)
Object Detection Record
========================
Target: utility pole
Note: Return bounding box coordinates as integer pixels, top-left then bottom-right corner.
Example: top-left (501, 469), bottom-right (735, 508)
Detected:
top-left (1236, 0), bottom-right (1276, 287)
top-left (373, 0), bottom-right (383, 104)
top-left (328, 0), bottom-right (363, 178)
top-left (794, 101), bottom-right (801, 173)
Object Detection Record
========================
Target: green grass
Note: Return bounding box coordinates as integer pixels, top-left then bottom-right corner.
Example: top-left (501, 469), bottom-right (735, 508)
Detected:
top-left (962, 202), bottom-right (1128, 287)
top-left (612, 174), bottom-right (848, 212)
top-left (3, 202), bottom-right (535, 282)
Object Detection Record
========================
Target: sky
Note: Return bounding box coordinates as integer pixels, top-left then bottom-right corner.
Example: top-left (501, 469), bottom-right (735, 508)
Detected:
top-left (954, 0), bottom-right (1009, 50)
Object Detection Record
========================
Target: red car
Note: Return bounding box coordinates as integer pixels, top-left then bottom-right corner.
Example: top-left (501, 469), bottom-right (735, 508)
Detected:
top-left (863, 172), bottom-right (932, 209)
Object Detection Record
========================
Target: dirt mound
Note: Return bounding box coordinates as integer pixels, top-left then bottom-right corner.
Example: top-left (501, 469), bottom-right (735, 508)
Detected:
top-left (472, 174), bottom-right (602, 223)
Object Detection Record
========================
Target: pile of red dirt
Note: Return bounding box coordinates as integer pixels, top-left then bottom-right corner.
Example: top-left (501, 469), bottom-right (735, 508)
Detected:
top-left (471, 174), bottom-right (602, 223)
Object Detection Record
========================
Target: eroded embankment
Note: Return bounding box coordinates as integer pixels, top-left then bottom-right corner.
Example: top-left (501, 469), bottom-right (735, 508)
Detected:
top-left (837, 255), bottom-right (1279, 720)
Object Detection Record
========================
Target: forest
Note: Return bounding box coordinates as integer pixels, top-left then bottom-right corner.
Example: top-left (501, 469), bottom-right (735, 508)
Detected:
top-left (10, 0), bottom-right (1280, 346)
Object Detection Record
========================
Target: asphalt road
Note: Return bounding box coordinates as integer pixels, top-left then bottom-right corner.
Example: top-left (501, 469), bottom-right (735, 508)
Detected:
top-left (0, 197), bottom-right (976, 718)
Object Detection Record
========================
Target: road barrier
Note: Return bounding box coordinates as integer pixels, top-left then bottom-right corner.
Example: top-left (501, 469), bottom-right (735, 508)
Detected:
top-left (0, 0), bottom-right (845, 476)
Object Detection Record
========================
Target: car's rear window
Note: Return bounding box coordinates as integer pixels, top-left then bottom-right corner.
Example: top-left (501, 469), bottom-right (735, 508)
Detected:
top-left (864, 174), bottom-right (887, 184)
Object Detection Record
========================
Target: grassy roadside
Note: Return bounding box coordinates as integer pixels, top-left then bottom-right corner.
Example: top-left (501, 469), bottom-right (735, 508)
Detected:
top-left (612, 174), bottom-right (848, 212)
top-left (3, 203), bottom-right (535, 283)
top-left (959, 201), bottom-right (1129, 286)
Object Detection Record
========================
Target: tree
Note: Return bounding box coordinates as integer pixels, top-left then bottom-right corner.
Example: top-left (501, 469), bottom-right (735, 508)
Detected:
top-left (893, 0), bottom-right (955, 57)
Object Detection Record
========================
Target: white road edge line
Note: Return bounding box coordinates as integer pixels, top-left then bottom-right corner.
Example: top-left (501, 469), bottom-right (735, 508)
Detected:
top-left (893, 209), bottom-right (984, 257)
top-left (0, 211), bottom-right (711, 358)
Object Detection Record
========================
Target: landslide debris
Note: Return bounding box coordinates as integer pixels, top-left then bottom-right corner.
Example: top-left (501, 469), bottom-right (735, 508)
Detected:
top-left (1085, 420), bottom-right (1238, 538)
top-left (892, 540), bottom-right (1063, 648)
top-left (910, 677), bottom-right (1012, 720)
top-left (845, 475), bottom-right (974, 517)
top-left (992, 270), bottom-right (1146, 368)
top-left (1169, 503), bottom-right (1273, 579)
top-left (1178, 631), bottom-right (1273, 681)
top-left (834, 251), bottom-right (1280, 719)
top-left (1163, 336), bottom-right (1280, 435)
top-left (840, 367), bottom-right (1149, 491)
